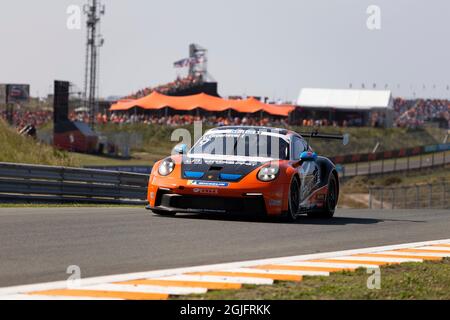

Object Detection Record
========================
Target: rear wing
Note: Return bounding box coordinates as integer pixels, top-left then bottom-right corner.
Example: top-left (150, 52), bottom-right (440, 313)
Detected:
top-left (299, 131), bottom-right (350, 146)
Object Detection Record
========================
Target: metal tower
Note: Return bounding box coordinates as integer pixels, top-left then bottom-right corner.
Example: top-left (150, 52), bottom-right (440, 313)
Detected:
top-left (83, 0), bottom-right (105, 129)
top-left (189, 44), bottom-right (208, 80)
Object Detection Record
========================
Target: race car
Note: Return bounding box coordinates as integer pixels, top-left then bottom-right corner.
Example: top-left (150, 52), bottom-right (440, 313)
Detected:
top-left (146, 126), bottom-right (348, 221)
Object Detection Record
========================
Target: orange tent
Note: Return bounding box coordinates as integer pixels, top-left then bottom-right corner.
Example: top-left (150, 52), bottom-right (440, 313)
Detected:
top-left (109, 99), bottom-right (139, 111)
top-left (261, 104), bottom-right (296, 117)
top-left (110, 92), bottom-right (230, 112)
top-left (228, 97), bottom-right (266, 114)
top-left (110, 92), bottom-right (295, 117)
top-left (227, 97), bottom-right (295, 116)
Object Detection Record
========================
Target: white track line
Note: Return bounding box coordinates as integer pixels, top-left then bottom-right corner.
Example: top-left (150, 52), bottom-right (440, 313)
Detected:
top-left (157, 275), bottom-right (273, 285)
top-left (1, 238), bottom-right (449, 297)
top-left (326, 256), bottom-right (423, 263)
top-left (375, 251), bottom-right (450, 257)
top-left (222, 268), bottom-right (330, 277)
top-left (79, 284), bottom-right (207, 295)
top-left (267, 261), bottom-right (378, 269)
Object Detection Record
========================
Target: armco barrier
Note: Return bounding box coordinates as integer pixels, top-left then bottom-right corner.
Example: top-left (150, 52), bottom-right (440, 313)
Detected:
top-left (338, 150), bottom-right (449, 178)
top-left (0, 162), bottom-right (149, 204)
top-left (330, 142), bottom-right (450, 165)
top-left (84, 166), bottom-right (153, 175)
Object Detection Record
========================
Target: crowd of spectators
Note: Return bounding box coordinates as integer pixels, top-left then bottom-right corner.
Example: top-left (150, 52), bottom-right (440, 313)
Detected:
top-left (296, 119), bottom-right (338, 127)
top-left (86, 113), bottom-right (374, 128)
top-left (69, 111), bottom-right (91, 124)
top-left (125, 75), bottom-right (204, 99)
top-left (96, 113), bottom-right (289, 127)
top-left (4, 97), bottom-right (449, 131)
top-left (67, 101), bottom-right (450, 129)
top-left (0, 109), bottom-right (52, 129)
top-left (394, 98), bottom-right (450, 128)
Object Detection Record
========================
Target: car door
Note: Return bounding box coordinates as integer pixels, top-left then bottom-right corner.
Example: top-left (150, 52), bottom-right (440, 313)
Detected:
top-left (292, 136), bottom-right (320, 206)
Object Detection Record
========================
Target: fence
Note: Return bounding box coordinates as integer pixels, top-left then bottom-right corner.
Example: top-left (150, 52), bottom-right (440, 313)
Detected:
top-left (368, 181), bottom-right (449, 210)
top-left (0, 162), bottom-right (149, 204)
top-left (337, 150), bottom-right (449, 178)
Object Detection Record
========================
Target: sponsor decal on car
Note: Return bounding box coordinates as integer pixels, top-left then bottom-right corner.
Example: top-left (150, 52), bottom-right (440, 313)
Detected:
top-left (193, 188), bottom-right (219, 195)
top-left (268, 199), bottom-right (282, 207)
top-left (188, 180), bottom-right (229, 187)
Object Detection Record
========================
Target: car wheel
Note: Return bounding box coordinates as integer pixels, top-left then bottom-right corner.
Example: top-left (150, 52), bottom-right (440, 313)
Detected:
top-left (152, 210), bottom-right (176, 217)
top-left (286, 176), bottom-right (300, 221)
top-left (308, 174), bottom-right (337, 219)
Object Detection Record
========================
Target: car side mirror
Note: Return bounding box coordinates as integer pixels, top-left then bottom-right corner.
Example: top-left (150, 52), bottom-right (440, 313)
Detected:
top-left (173, 143), bottom-right (187, 155)
top-left (300, 151), bottom-right (318, 162)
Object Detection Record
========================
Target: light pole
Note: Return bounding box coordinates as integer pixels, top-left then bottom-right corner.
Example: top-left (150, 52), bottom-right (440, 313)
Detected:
top-left (83, 0), bottom-right (105, 130)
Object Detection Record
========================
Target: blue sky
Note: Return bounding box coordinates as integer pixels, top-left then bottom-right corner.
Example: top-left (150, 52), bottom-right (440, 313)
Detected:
top-left (1, 0), bottom-right (449, 100)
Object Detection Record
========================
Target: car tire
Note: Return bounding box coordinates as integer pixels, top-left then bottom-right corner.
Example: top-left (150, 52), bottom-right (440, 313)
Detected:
top-left (285, 176), bottom-right (301, 222)
top-left (152, 210), bottom-right (176, 217)
top-left (308, 174), bottom-right (337, 219)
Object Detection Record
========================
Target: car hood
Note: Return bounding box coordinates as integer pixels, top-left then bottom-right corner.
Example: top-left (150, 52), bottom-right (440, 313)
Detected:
top-left (181, 154), bottom-right (272, 182)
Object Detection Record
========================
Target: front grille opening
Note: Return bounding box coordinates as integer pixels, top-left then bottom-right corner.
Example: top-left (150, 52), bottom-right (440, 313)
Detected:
top-left (156, 191), bottom-right (266, 215)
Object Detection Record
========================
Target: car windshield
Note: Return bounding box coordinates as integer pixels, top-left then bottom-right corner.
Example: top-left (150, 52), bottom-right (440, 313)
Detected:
top-left (189, 130), bottom-right (289, 160)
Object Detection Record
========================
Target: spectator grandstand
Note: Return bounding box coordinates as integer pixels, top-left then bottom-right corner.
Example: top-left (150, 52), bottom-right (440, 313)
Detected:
top-left (125, 75), bottom-right (204, 99)
top-left (2, 96), bottom-right (449, 130)
top-left (394, 98), bottom-right (450, 128)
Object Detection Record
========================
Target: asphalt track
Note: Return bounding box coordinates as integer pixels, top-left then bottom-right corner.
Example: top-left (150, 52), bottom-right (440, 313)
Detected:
top-left (0, 207), bottom-right (449, 288)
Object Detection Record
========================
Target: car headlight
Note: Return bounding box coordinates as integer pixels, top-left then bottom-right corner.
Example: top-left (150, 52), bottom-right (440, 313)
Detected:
top-left (158, 158), bottom-right (175, 176)
top-left (257, 166), bottom-right (279, 182)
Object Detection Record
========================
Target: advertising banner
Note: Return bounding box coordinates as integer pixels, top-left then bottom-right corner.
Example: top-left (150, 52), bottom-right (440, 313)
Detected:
top-left (6, 84), bottom-right (30, 103)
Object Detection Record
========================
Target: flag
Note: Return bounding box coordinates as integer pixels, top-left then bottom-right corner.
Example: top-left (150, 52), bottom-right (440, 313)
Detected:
top-left (174, 55), bottom-right (207, 68)
top-left (173, 58), bottom-right (190, 68)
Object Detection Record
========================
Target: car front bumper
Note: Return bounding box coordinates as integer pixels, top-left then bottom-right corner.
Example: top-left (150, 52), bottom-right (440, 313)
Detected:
top-left (147, 175), bottom-right (289, 216)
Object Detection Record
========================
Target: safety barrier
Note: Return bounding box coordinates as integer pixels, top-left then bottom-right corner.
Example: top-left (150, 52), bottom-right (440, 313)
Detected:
top-left (0, 162), bottom-right (149, 204)
top-left (330, 142), bottom-right (450, 165)
top-left (337, 150), bottom-right (449, 178)
top-left (84, 144), bottom-right (450, 179)
top-left (85, 165), bottom-right (153, 175)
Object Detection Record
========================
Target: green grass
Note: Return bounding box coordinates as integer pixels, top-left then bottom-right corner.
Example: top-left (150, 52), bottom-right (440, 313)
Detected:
top-left (0, 120), bottom-right (78, 166)
top-left (292, 126), bottom-right (446, 156)
top-left (98, 124), bottom-right (447, 157)
top-left (175, 258), bottom-right (450, 300)
top-left (342, 164), bottom-right (450, 194)
top-left (30, 123), bottom-right (450, 166)
top-left (56, 124), bottom-right (446, 166)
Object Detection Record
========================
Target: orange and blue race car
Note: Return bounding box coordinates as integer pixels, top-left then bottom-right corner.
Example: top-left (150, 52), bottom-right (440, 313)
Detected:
top-left (146, 126), bottom-right (349, 221)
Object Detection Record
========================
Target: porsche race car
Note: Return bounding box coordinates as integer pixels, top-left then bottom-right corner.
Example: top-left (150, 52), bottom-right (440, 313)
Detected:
top-left (146, 126), bottom-right (348, 221)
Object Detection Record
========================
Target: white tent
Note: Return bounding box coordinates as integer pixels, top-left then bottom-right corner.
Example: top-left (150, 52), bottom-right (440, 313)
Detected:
top-left (297, 88), bottom-right (393, 110)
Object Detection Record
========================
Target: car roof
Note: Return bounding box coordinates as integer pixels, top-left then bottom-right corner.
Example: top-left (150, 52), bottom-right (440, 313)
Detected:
top-left (209, 126), bottom-right (296, 137)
